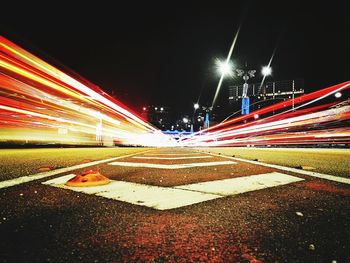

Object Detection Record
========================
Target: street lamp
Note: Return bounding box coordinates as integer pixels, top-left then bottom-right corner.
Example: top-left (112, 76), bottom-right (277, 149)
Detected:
top-left (335, 92), bottom-right (342, 98)
top-left (215, 59), bottom-right (234, 77)
top-left (194, 103), bottom-right (199, 110)
top-left (261, 66), bottom-right (272, 77)
top-left (182, 117), bottom-right (189, 124)
top-left (236, 66), bottom-right (256, 115)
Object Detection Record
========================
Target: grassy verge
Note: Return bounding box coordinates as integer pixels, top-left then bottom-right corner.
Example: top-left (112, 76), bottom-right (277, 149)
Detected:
top-left (196, 147), bottom-right (350, 177)
top-left (0, 147), bottom-right (152, 181)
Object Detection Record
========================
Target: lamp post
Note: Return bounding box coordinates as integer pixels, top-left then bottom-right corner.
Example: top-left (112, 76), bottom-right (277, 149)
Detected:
top-left (236, 66), bottom-right (256, 115)
top-left (191, 103), bottom-right (200, 133)
top-left (235, 65), bottom-right (272, 115)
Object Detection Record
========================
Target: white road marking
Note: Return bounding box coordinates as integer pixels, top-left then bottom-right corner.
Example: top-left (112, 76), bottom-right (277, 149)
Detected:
top-left (43, 172), bottom-right (303, 210)
top-left (205, 152), bottom-right (350, 185)
top-left (175, 172), bottom-right (304, 196)
top-left (0, 150), bottom-right (151, 189)
top-left (132, 156), bottom-right (213, 160)
top-left (143, 153), bottom-right (201, 156)
top-left (43, 174), bottom-right (221, 210)
top-left (225, 147), bottom-right (350, 153)
top-left (108, 161), bottom-right (235, 169)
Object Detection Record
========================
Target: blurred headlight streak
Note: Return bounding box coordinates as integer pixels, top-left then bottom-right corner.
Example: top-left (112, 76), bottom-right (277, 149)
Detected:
top-left (1, 35), bottom-right (348, 148)
top-left (0, 36), bottom-right (174, 147)
top-left (181, 81), bottom-right (350, 147)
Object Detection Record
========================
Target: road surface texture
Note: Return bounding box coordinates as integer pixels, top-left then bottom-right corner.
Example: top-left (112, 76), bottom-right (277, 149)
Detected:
top-left (1, 147), bottom-right (349, 262)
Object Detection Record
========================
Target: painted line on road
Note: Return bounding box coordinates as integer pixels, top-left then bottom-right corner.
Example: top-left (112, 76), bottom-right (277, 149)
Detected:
top-left (0, 150), bottom-right (151, 190)
top-left (43, 172), bottom-right (303, 210)
top-left (204, 152), bottom-right (350, 185)
top-left (132, 156), bottom-right (213, 160)
top-left (143, 153), bottom-right (202, 156)
top-left (175, 172), bottom-right (304, 196)
top-left (43, 174), bottom-right (222, 210)
top-left (108, 161), bottom-right (235, 169)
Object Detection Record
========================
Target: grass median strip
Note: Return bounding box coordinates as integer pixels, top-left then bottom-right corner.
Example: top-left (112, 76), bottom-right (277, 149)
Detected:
top-left (205, 152), bottom-right (350, 185)
top-left (0, 150), bottom-right (151, 189)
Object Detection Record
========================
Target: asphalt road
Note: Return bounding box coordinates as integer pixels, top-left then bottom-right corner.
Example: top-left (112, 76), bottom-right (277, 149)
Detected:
top-left (1, 147), bottom-right (349, 262)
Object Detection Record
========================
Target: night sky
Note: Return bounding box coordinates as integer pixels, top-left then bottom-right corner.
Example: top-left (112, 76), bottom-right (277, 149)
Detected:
top-left (1, 1), bottom-right (349, 116)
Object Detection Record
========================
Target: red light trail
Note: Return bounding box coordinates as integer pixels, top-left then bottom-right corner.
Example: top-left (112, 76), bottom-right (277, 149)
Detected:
top-left (0, 35), bottom-right (349, 147)
top-left (0, 36), bottom-right (174, 147)
top-left (181, 81), bottom-right (350, 147)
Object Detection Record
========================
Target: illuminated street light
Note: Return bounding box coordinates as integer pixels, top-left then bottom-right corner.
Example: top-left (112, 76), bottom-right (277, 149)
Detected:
top-left (160, 107), bottom-right (164, 111)
top-left (194, 103), bottom-right (199, 110)
top-left (183, 117), bottom-right (189, 123)
top-left (261, 66), bottom-right (272, 76)
top-left (215, 59), bottom-right (234, 77)
top-left (335, 92), bottom-right (342, 98)
top-left (142, 107), bottom-right (147, 111)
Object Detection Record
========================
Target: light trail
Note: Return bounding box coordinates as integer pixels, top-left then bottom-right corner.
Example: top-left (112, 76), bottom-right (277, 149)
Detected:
top-left (0, 35), bottom-right (348, 148)
top-left (181, 81), bottom-right (350, 147)
top-left (0, 36), bottom-right (175, 147)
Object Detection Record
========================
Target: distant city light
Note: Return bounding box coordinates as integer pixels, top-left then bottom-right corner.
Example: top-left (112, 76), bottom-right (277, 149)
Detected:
top-left (335, 92), bottom-right (342, 98)
top-left (142, 107), bottom-right (146, 111)
top-left (215, 59), bottom-right (234, 77)
top-left (261, 66), bottom-right (272, 76)
top-left (194, 103), bottom-right (199, 109)
top-left (155, 107), bottom-right (158, 110)
top-left (183, 117), bottom-right (189, 123)
top-left (160, 107), bottom-right (164, 111)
